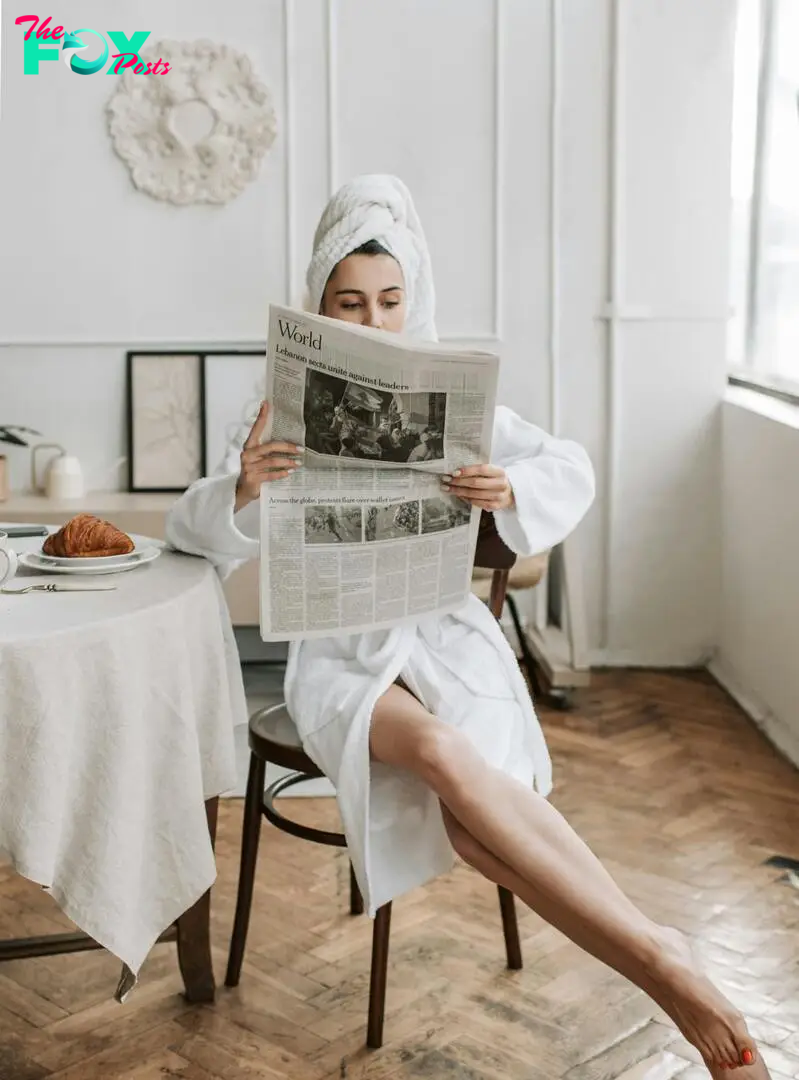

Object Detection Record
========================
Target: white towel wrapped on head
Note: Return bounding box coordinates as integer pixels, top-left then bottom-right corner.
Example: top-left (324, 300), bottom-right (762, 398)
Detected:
top-left (305, 174), bottom-right (437, 341)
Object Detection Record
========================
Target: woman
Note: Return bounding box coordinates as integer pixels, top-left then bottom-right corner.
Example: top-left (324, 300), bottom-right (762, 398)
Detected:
top-left (166, 175), bottom-right (766, 1077)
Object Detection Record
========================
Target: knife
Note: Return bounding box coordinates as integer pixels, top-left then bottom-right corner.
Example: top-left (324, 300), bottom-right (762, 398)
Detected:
top-left (1, 583), bottom-right (119, 594)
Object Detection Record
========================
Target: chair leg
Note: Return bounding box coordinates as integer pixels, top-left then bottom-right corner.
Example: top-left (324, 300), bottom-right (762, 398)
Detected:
top-left (366, 903), bottom-right (392, 1049)
top-left (505, 593), bottom-right (545, 700)
top-left (225, 753), bottom-right (267, 988)
top-left (497, 886), bottom-right (523, 970)
top-left (350, 861), bottom-right (364, 916)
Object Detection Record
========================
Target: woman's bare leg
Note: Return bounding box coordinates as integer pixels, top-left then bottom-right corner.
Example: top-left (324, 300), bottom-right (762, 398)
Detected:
top-left (439, 805), bottom-right (770, 1077)
top-left (371, 684), bottom-right (768, 1075)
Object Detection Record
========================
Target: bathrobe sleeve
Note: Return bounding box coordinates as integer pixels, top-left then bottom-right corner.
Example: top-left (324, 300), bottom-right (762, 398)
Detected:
top-left (164, 435), bottom-right (260, 579)
top-left (490, 406), bottom-right (595, 557)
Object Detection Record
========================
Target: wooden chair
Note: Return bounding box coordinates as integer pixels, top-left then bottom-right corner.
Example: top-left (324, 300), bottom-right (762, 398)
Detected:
top-left (225, 522), bottom-right (526, 1049)
top-left (471, 553), bottom-right (549, 699)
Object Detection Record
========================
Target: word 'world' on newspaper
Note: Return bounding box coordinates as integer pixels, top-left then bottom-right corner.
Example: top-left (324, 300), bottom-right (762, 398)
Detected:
top-left (259, 305), bottom-right (499, 642)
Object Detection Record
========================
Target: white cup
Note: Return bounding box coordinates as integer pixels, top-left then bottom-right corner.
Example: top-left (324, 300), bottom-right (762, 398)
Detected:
top-left (0, 531), bottom-right (19, 587)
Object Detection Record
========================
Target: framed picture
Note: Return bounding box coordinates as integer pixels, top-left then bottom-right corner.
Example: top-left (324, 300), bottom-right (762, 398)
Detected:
top-left (202, 351), bottom-right (266, 474)
top-left (126, 351), bottom-right (206, 493)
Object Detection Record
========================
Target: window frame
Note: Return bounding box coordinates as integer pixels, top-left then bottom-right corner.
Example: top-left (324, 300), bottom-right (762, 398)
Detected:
top-left (730, 0), bottom-right (799, 401)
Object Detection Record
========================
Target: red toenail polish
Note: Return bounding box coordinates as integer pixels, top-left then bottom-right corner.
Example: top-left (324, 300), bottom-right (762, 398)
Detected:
top-left (742, 1049), bottom-right (754, 1065)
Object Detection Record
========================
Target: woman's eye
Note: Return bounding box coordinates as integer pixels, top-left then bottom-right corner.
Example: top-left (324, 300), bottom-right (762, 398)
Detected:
top-left (383, 301), bottom-right (400, 309)
top-left (340, 302), bottom-right (361, 310)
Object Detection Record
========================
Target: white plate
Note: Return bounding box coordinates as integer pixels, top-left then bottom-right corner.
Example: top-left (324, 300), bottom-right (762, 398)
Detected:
top-left (36, 541), bottom-right (148, 568)
top-left (20, 546), bottom-right (161, 576)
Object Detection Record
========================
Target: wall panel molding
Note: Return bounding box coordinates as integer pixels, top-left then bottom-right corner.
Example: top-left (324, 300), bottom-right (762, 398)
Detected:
top-left (601, 0), bottom-right (626, 652)
top-left (325, 0), bottom-right (504, 343)
top-left (492, 0), bottom-right (505, 342)
top-left (0, 334), bottom-right (500, 348)
top-left (283, 0), bottom-right (296, 303)
top-left (326, 0), bottom-right (338, 197)
top-left (548, 0), bottom-right (562, 438)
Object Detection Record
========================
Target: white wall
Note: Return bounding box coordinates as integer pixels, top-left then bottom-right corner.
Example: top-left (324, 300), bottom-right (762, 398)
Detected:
top-left (0, 0), bottom-right (737, 663)
top-left (711, 389), bottom-right (799, 767)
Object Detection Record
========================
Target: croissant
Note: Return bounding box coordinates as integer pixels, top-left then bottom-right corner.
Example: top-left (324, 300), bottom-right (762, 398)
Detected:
top-left (42, 513), bottom-right (135, 558)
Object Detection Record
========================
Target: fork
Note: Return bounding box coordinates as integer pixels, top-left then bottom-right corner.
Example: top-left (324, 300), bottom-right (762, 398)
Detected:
top-left (1, 583), bottom-right (118, 594)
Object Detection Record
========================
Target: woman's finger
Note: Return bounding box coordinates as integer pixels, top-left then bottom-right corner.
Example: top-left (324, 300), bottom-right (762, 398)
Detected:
top-left (463, 497), bottom-right (505, 510)
top-left (449, 463), bottom-right (505, 479)
top-left (242, 441), bottom-right (302, 463)
top-left (443, 476), bottom-right (506, 492)
top-left (245, 454), bottom-right (301, 471)
top-left (252, 469), bottom-right (295, 484)
top-left (241, 467), bottom-right (295, 491)
top-left (246, 461), bottom-right (300, 481)
top-left (243, 401), bottom-right (270, 450)
top-left (261, 439), bottom-right (303, 455)
top-left (450, 489), bottom-right (510, 510)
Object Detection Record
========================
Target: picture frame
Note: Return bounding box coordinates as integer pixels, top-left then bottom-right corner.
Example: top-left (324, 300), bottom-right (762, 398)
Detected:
top-left (202, 350), bottom-right (266, 474)
top-left (126, 351), bottom-right (206, 493)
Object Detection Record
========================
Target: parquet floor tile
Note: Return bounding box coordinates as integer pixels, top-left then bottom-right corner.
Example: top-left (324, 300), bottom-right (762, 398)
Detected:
top-left (0, 671), bottom-right (796, 1079)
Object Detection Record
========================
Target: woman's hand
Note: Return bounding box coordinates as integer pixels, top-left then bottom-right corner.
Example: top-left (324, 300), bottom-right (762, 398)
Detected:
top-left (234, 401), bottom-right (303, 512)
top-left (441, 464), bottom-right (515, 512)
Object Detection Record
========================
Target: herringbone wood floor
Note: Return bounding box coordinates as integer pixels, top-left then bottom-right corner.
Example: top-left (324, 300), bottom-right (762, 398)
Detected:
top-left (1, 671), bottom-right (797, 1080)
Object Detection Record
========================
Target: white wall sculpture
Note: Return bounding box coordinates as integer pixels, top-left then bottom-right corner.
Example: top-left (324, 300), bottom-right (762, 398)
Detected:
top-left (106, 39), bottom-right (278, 206)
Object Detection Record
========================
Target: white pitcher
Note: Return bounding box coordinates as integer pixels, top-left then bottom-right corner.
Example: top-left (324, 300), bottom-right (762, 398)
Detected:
top-left (31, 444), bottom-right (85, 500)
top-left (0, 531), bottom-right (19, 587)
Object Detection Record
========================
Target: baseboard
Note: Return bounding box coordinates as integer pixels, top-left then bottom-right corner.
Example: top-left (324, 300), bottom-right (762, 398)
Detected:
top-left (511, 607), bottom-right (715, 674)
top-left (708, 657), bottom-right (799, 769)
top-left (589, 647), bottom-right (716, 669)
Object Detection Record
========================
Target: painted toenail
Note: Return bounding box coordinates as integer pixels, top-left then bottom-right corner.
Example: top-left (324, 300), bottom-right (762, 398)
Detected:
top-left (742, 1049), bottom-right (754, 1065)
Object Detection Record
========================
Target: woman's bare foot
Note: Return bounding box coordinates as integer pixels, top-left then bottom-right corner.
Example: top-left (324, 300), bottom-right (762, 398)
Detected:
top-left (639, 927), bottom-right (761, 1072)
top-left (707, 1055), bottom-right (773, 1078)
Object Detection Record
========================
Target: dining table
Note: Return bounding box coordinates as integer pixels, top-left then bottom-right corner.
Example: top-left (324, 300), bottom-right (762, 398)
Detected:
top-left (0, 525), bottom-right (248, 1001)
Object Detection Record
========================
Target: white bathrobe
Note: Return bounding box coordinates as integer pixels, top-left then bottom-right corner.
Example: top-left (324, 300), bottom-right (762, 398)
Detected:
top-left (165, 405), bottom-right (595, 916)
top-left (168, 174), bottom-right (594, 914)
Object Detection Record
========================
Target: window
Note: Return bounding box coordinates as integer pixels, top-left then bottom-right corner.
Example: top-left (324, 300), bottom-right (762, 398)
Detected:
top-left (730, 0), bottom-right (799, 394)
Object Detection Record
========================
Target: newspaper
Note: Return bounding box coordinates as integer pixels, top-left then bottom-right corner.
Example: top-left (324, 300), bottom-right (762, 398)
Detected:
top-left (259, 304), bottom-right (499, 641)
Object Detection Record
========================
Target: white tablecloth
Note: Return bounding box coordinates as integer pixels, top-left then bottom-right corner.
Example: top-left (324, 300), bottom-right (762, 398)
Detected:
top-left (0, 529), bottom-right (247, 981)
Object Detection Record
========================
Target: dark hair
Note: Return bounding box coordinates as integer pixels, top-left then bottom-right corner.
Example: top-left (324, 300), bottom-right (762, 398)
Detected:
top-left (349, 239), bottom-right (392, 258)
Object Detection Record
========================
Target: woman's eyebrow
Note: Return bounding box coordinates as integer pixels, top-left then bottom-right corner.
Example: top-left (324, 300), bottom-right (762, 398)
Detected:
top-left (334, 285), bottom-right (404, 296)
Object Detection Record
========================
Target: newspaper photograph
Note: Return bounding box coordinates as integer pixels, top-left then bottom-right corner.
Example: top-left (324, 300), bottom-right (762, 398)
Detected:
top-left (259, 305), bottom-right (499, 641)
